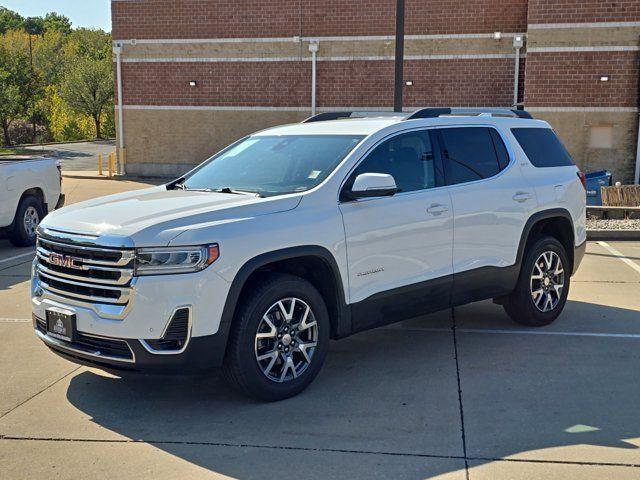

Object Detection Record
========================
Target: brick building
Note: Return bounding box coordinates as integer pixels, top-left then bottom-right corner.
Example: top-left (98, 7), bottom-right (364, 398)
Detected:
top-left (111, 0), bottom-right (640, 183)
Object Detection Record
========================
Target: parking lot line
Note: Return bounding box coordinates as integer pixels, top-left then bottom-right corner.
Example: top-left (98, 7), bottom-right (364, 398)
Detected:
top-left (386, 326), bottom-right (640, 339)
top-left (597, 241), bottom-right (640, 275)
top-left (0, 250), bottom-right (35, 265)
top-left (0, 318), bottom-right (31, 323)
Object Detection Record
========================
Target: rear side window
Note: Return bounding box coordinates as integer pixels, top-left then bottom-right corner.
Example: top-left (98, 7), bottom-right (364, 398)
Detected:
top-left (511, 127), bottom-right (574, 167)
top-left (438, 127), bottom-right (507, 185)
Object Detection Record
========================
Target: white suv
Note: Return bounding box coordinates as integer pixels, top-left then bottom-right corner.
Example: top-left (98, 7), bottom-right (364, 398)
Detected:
top-left (32, 108), bottom-right (586, 400)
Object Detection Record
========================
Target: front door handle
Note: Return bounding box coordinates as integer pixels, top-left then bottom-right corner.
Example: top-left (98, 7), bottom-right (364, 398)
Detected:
top-left (427, 203), bottom-right (449, 215)
top-left (512, 192), bottom-right (532, 203)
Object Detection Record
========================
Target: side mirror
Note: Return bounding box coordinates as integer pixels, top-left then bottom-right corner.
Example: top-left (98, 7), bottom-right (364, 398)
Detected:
top-left (348, 173), bottom-right (397, 199)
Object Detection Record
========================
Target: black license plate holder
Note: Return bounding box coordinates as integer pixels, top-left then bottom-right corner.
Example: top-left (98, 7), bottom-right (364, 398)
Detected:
top-left (46, 308), bottom-right (77, 343)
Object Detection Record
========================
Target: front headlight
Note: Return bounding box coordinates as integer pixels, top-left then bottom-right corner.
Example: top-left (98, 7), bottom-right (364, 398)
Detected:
top-left (134, 244), bottom-right (219, 276)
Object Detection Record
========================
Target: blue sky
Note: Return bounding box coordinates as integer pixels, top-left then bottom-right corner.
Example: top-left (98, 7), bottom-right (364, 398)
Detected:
top-left (2, 1), bottom-right (111, 31)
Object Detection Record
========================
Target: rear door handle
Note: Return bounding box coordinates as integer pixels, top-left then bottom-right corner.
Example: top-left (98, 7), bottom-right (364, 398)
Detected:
top-left (512, 192), bottom-right (532, 203)
top-left (427, 203), bottom-right (449, 215)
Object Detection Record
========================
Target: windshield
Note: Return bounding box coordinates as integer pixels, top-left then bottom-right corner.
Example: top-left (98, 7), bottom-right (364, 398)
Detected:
top-left (181, 135), bottom-right (365, 196)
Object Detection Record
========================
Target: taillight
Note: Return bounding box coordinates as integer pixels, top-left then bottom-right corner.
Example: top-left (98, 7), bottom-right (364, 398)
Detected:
top-left (577, 171), bottom-right (586, 190)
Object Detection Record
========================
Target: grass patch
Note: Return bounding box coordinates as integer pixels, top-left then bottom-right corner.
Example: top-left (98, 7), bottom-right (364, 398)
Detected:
top-left (0, 147), bottom-right (33, 156)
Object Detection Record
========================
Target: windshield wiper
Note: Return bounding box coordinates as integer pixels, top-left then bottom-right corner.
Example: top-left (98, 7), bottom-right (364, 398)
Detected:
top-left (173, 184), bottom-right (263, 197)
top-left (213, 187), bottom-right (263, 197)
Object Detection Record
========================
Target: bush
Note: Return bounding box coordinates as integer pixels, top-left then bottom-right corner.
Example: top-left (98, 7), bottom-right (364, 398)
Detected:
top-left (7, 119), bottom-right (50, 144)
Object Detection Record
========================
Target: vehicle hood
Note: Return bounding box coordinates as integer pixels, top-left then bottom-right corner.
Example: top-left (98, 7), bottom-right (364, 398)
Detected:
top-left (41, 186), bottom-right (302, 246)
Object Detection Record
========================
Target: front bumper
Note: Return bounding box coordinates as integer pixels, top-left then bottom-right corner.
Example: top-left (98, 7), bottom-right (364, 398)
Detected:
top-left (54, 193), bottom-right (66, 210)
top-left (31, 250), bottom-right (233, 374)
top-left (31, 260), bottom-right (230, 339)
top-left (34, 314), bottom-right (229, 374)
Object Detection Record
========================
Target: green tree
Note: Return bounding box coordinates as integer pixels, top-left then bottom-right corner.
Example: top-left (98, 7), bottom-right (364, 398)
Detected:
top-left (0, 10), bottom-right (114, 144)
top-left (43, 12), bottom-right (72, 35)
top-left (33, 30), bottom-right (67, 86)
top-left (62, 57), bottom-right (113, 139)
top-left (23, 17), bottom-right (45, 142)
top-left (23, 17), bottom-right (44, 37)
top-left (0, 31), bottom-right (31, 145)
top-left (0, 7), bottom-right (23, 34)
top-left (67, 28), bottom-right (111, 61)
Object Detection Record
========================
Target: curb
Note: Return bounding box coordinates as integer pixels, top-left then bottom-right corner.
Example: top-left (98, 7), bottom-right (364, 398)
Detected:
top-left (587, 230), bottom-right (640, 241)
top-left (62, 171), bottom-right (166, 183)
top-left (11, 138), bottom-right (116, 148)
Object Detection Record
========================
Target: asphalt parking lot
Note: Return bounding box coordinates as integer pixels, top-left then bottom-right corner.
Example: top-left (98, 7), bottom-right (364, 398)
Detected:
top-left (1, 176), bottom-right (640, 479)
top-left (23, 140), bottom-right (116, 171)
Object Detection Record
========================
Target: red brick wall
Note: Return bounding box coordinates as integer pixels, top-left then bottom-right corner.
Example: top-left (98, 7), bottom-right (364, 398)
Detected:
top-left (316, 61), bottom-right (394, 106)
top-left (528, 0), bottom-right (640, 24)
top-left (120, 58), bottom-right (520, 107)
top-left (120, 62), bottom-right (311, 106)
top-left (403, 58), bottom-right (517, 106)
top-left (524, 52), bottom-right (639, 107)
top-left (112, 0), bottom-right (528, 40)
top-left (300, 1), bottom-right (395, 37)
top-left (405, 0), bottom-right (528, 35)
top-left (112, 0), bottom-right (303, 39)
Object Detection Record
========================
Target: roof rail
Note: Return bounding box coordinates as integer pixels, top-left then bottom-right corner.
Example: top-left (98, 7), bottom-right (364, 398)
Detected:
top-left (405, 108), bottom-right (533, 120)
top-left (302, 111), bottom-right (406, 123)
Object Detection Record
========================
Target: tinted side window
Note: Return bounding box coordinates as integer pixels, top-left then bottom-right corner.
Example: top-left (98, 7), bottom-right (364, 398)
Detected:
top-left (439, 127), bottom-right (501, 185)
top-left (511, 127), bottom-right (574, 167)
top-left (351, 130), bottom-right (436, 193)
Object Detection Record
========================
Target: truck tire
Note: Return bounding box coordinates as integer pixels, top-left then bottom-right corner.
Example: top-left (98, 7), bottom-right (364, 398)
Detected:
top-left (223, 272), bottom-right (330, 401)
top-left (503, 235), bottom-right (570, 327)
top-left (7, 195), bottom-right (44, 247)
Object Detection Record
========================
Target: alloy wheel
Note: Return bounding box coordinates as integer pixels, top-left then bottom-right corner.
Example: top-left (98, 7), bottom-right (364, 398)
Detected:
top-left (530, 251), bottom-right (564, 312)
top-left (254, 297), bottom-right (318, 383)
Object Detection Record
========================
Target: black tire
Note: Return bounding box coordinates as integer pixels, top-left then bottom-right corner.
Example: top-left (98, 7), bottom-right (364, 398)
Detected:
top-left (7, 195), bottom-right (44, 247)
top-left (503, 235), bottom-right (570, 327)
top-left (222, 272), bottom-right (330, 401)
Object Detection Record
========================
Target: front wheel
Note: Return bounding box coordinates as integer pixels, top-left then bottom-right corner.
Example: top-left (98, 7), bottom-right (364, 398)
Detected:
top-left (503, 236), bottom-right (570, 327)
top-left (223, 273), bottom-right (330, 401)
top-left (7, 196), bottom-right (44, 247)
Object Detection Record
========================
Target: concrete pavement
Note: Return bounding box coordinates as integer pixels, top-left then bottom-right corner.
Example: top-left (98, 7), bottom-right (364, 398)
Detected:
top-left (1, 177), bottom-right (640, 479)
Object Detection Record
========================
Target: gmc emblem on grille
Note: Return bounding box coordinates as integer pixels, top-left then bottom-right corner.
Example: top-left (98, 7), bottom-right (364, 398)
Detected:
top-left (49, 253), bottom-right (83, 270)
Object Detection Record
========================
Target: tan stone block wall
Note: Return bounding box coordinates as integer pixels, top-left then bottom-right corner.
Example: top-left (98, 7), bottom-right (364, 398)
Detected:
top-left (535, 111), bottom-right (639, 183)
top-left (116, 109), bottom-right (308, 177)
top-left (121, 36), bottom-right (517, 61)
top-left (528, 26), bottom-right (640, 49)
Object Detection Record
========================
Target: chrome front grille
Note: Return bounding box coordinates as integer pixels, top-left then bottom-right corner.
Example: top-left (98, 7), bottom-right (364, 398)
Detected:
top-left (35, 237), bottom-right (135, 305)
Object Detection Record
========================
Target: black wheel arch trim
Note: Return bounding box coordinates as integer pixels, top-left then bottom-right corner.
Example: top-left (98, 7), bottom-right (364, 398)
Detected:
top-left (515, 208), bottom-right (576, 271)
top-left (217, 245), bottom-right (351, 363)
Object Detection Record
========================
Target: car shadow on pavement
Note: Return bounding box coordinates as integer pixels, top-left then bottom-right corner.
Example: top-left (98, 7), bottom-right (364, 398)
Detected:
top-left (0, 253), bottom-right (32, 294)
top-left (63, 301), bottom-right (640, 479)
top-left (46, 150), bottom-right (93, 159)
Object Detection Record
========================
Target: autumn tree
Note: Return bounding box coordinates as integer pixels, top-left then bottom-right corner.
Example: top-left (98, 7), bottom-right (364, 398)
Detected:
top-left (61, 57), bottom-right (113, 139)
top-left (0, 31), bottom-right (31, 145)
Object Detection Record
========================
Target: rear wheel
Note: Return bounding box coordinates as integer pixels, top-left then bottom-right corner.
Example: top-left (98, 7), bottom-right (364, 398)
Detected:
top-left (223, 273), bottom-right (330, 401)
top-left (503, 236), bottom-right (570, 327)
top-left (7, 196), bottom-right (44, 247)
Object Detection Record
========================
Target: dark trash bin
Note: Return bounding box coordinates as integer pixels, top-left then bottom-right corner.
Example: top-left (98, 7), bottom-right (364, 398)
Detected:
top-left (585, 170), bottom-right (612, 206)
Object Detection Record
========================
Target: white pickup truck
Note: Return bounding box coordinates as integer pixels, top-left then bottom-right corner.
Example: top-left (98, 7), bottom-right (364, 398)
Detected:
top-left (0, 158), bottom-right (64, 246)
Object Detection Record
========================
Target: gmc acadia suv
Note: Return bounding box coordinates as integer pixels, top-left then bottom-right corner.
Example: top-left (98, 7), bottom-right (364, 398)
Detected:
top-left (32, 108), bottom-right (586, 401)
